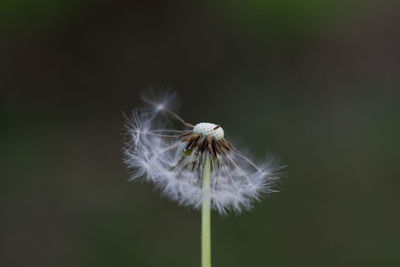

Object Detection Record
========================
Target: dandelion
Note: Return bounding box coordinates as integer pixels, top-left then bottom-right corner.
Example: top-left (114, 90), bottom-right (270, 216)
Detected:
top-left (123, 92), bottom-right (285, 267)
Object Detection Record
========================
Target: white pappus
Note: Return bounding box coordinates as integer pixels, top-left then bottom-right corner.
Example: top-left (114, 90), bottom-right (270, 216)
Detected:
top-left (123, 92), bottom-right (285, 215)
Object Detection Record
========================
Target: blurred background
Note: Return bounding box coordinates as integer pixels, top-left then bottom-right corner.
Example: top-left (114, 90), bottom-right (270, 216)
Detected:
top-left (1, 1), bottom-right (400, 266)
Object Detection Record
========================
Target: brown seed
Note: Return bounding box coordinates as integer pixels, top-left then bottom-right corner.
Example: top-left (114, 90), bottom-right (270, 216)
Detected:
top-left (220, 146), bottom-right (228, 155)
top-left (201, 138), bottom-right (208, 152)
top-left (181, 135), bottom-right (192, 142)
top-left (196, 136), bottom-right (206, 149)
top-left (221, 140), bottom-right (231, 151)
top-left (188, 133), bottom-right (200, 142)
top-left (214, 143), bottom-right (222, 155)
top-left (207, 136), bottom-right (215, 157)
top-left (192, 134), bottom-right (201, 146)
top-left (225, 140), bottom-right (232, 149)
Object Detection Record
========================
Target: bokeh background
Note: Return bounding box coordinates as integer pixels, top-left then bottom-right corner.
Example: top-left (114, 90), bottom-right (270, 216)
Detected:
top-left (1, 1), bottom-right (400, 266)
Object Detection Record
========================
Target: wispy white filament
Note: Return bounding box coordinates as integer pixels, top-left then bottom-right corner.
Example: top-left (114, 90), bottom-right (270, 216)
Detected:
top-left (123, 93), bottom-right (285, 215)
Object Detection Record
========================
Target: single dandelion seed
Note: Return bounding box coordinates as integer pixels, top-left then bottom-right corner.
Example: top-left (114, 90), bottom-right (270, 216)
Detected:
top-left (123, 92), bottom-right (286, 267)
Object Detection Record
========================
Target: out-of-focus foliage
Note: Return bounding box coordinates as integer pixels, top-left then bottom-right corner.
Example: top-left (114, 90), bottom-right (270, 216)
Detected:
top-left (0, 0), bottom-right (86, 31)
top-left (211, 0), bottom-right (372, 35)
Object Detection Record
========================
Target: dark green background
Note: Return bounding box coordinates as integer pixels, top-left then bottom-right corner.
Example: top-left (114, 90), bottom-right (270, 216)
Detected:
top-left (1, 1), bottom-right (399, 266)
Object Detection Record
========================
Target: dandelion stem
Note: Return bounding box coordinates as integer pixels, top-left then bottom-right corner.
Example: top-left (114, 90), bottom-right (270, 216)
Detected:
top-left (201, 154), bottom-right (212, 267)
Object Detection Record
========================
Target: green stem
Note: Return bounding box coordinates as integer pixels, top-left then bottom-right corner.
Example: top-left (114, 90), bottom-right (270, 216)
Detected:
top-left (201, 155), bottom-right (211, 267)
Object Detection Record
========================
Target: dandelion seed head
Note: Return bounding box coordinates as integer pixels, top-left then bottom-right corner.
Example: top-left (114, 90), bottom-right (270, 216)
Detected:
top-left (193, 122), bottom-right (224, 141)
top-left (123, 92), bottom-right (286, 215)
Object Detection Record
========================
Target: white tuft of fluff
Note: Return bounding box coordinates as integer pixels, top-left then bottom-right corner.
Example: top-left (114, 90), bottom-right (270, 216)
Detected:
top-left (141, 90), bottom-right (178, 114)
top-left (123, 93), bottom-right (285, 215)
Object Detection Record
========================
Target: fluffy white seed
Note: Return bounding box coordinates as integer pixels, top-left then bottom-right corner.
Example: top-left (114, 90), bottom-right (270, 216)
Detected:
top-left (123, 92), bottom-right (285, 215)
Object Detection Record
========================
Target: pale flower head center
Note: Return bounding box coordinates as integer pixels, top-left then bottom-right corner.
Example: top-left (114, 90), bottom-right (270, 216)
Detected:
top-left (193, 122), bottom-right (224, 141)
